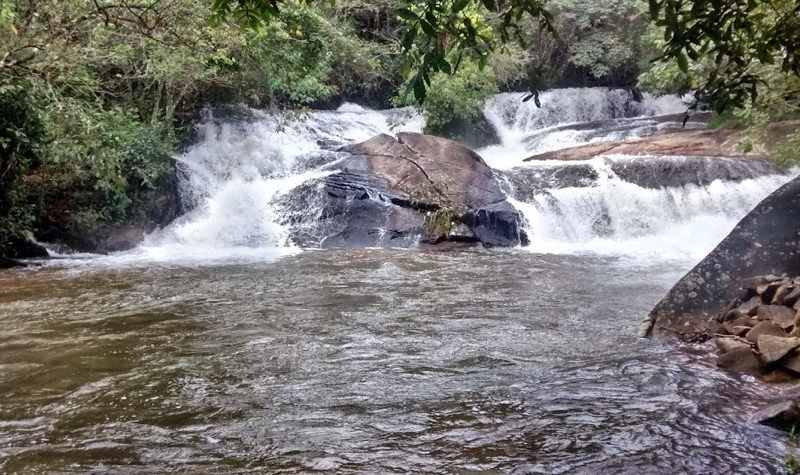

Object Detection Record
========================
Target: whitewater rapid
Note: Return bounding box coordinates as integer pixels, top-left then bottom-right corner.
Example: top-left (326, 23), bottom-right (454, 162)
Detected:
top-left (55, 87), bottom-right (798, 264)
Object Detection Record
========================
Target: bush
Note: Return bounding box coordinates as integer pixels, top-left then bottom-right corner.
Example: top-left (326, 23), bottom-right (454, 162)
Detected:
top-left (396, 60), bottom-right (498, 135)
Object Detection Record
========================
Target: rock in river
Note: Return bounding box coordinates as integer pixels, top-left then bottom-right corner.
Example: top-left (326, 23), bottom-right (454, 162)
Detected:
top-left (646, 175), bottom-right (800, 338)
top-left (279, 132), bottom-right (528, 249)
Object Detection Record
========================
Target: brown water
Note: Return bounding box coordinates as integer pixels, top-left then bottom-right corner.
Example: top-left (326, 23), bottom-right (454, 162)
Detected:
top-left (0, 250), bottom-right (792, 472)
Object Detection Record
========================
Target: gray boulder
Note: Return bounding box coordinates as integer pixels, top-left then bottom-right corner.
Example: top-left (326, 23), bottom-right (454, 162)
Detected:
top-left (281, 132), bottom-right (527, 249)
top-left (646, 175), bottom-right (800, 338)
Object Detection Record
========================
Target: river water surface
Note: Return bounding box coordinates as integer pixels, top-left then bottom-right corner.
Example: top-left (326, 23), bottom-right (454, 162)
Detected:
top-left (0, 251), bottom-right (793, 472)
top-left (1, 89), bottom-right (798, 472)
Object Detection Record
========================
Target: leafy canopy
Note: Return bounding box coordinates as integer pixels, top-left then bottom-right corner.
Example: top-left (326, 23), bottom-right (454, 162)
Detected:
top-left (211, 0), bottom-right (554, 104)
top-left (648, 0), bottom-right (800, 111)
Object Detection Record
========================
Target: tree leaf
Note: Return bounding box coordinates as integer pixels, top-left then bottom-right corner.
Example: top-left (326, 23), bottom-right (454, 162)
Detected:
top-left (420, 19), bottom-right (437, 36)
top-left (402, 27), bottom-right (417, 50)
top-left (451, 0), bottom-right (469, 13)
top-left (396, 8), bottom-right (419, 21)
top-left (676, 50), bottom-right (689, 73)
top-left (413, 77), bottom-right (427, 102)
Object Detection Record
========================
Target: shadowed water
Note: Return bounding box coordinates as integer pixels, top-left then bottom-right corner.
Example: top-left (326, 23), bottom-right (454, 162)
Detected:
top-left (0, 250), bottom-right (793, 472)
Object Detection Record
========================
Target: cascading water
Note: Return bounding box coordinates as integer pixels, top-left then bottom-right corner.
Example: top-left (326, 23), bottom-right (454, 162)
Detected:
top-left (132, 105), bottom-right (424, 261)
top-left (130, 87), bottom-right (795, 262)
top-left (502, 156), bottom-right (795, 260)
top-left (7, 89), bottom-right (800, 473)
top-left (478, 88), bottom-right (696, 168)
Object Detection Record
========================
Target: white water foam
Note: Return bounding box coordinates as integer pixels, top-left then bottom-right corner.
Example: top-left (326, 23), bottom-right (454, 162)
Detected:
top-left (128, 104), bottom-right (424, 262)
top-left (35, 89), bottom-right (792, 266)
top-left (508, 157), bottom-right (798, 260)
top-left (478, 88), bottom-right (691, 169)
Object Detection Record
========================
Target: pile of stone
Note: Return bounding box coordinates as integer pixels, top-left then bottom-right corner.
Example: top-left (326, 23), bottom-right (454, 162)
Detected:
top-left (713, 274), bottom-right (800, 378)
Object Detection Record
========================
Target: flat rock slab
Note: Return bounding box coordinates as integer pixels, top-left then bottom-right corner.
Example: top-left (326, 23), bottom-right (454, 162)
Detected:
top-left (524, 129), bottom-right (765, 161)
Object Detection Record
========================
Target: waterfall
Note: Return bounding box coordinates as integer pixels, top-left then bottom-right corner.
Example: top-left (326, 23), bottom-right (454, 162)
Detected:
top-left (478, 89), bottom-right (695, 169)
top-left (124, 88), bottom-right (794, 262)
top-left (503, 157), bottom-right (796, 260)
top-left (134, 105), bottom-right (423, 260)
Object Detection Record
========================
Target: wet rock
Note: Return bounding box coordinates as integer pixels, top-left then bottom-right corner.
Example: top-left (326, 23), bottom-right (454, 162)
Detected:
top-left (750, 400), bottom-right (800, 430)
top-left (717, 347), bottom-right (764, 375)
top-left (5, 234), bottom-right (49, 259)
top-left (714, 337), bottom-right (751, 354)
top-left (434, 115), bottom-right (501, 150)
top-left (648, 176), bottom-right (800, 338)
top-left (460, 201), bottom-right (529, 247)
top-left (762, 369), bottom-right (797, 383)
top-left (758, 305), bottom-right (797, 329)
top-left (745, 321), bottom-right (788, 343)
top-left (284, 133), bottom-right (527, 248)
top-left (741, 275), bottom-right (770, 290)
top-left (524, 129), bottom-right (775, 161)
top-left (0, 257), bottom-right (27, 269)
top-left (756, 335), bottom-right (800, 363)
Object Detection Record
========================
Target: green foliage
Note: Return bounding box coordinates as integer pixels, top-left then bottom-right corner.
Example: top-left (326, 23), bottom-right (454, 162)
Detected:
top-left (0, 77), bottom-right (45, 252)
top-left (212, 0), bottom-right (554, 103)
top-left (773, 128), bottom-right (800, 169)
top-left (0, 0), bottom-right (394, 253)
top-left (43, 104), bottom-right (176, 222)
top-left (396, 60), bottom-right (497, 134)
top-left (402, 174), bottom-right (464, 237)
top-left (648, 0), bottom-right (800, 112)
top-left (788, 425), bottom-right (800, 474)
top-left (244, 4), bottom-right (388, 105)
top-left (550, 0), bottom-right (649, 82)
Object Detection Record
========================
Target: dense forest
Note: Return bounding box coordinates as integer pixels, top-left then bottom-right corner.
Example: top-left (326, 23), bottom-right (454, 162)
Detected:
top-left (0, 0), bottom-right (798, 257)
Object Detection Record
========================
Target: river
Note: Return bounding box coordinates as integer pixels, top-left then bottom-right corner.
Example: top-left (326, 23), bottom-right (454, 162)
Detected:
top-left (0, 88), bottom-right (797, 472)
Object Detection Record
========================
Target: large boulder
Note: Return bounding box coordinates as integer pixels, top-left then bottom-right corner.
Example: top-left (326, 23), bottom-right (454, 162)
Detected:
top-left (280, 132), bottom-right (527, 249)
top-left (646, 175), bottom-right (800, 338)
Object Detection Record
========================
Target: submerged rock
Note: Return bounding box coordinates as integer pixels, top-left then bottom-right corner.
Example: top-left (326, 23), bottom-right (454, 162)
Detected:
top-left (0, 257), bottom-right (27, 269)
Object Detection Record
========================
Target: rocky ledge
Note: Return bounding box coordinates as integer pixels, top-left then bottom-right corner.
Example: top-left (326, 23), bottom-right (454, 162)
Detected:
top-left (524, 121), bottom-right (800, 162)
top-left (524, 129), bottom-right (753, 162)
